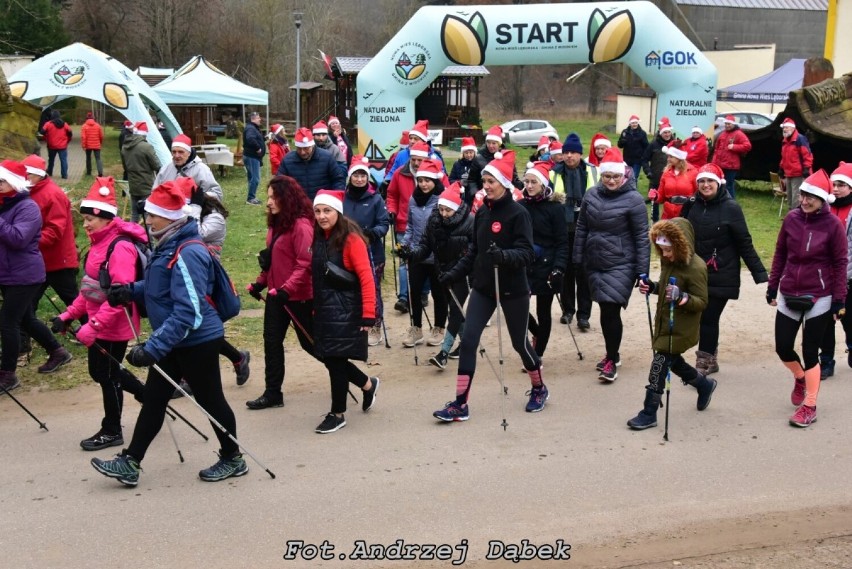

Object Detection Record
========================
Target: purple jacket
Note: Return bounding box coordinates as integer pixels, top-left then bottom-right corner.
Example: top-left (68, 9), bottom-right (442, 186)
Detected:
top-left (769, 204), bottom-right (847, 302)
top-left (0, 192), bottom-right (45, 286)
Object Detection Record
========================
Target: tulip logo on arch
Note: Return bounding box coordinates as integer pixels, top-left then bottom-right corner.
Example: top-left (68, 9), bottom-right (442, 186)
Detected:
top-left (587, 8), bottom-right (635, 63)
top-left (441, 11), bottom-right (488, 66)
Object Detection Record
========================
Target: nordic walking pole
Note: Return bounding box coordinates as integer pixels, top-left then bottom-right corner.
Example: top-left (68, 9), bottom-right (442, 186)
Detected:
top-left (122, 307), bottom-right (277, 479)
top-left (389, 230), bottom-right (398, 294)
top-left (367, 247), bottom-right (391, 349)
top-left (639, 273), bottom-right (655, 346)
top-left (404, 260), bottom-right (419, 366)
top-left (664, 276), bottom-right (676, 442)
top-left (492, 260), bottom-right (509, 431)
top-left (163, 411), bottom-right (184, 463)
top-left (554, 293), bottom-right (584, 360)
top-left (0, 382), bottom-right (48, 431)
top-left (447, 287), bottom-right (501, 383)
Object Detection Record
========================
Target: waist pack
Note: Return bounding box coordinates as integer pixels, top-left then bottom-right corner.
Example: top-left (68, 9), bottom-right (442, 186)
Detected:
top-left (783, 294), bottom-right (815, 312)
top-left (324, 261), bottom-right (358, 290)
top-left (168, 240), bottom-right (241, 321)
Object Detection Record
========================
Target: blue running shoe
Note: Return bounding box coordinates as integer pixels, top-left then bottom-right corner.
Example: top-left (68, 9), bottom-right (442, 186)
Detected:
top-left (525, 385), bottom-right (549, 413)
top-left (433, 401), bottom-right (469, 422)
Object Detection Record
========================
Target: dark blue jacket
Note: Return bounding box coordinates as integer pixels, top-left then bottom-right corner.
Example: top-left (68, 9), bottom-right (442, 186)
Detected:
top-left (617, 126), bottom-right (650, 167)
top-left (130, 219), bottom-right (224, 360)
top-left (276, 146), bottom-right (346, 200)
top-left (0, 192), bottom-right (44, 286)
top-left (243, 122), bottom-right (266, 161)
top-left (384, 144), bottom-right (445, 182)
top-left (343, 183), bottom-right (389, 265)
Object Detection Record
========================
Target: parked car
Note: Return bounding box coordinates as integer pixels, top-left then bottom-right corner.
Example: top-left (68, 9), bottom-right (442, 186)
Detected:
top-left (713, 112), bottom-right (774, 137)
top-left (499, 119), bottom-right (559, 147)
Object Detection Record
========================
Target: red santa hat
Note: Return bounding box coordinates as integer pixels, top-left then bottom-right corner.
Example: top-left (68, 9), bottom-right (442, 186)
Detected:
top-left (482, 150), bottom-right (516, 188)
top-left (438, 183), bottom-right (463, 212)
top-left (696, 163), bottom-right (724, 185)
top-left (415, 158), bottom-right (442, 180)
top-left (348, 154), bottom-right (370, 177)
top-left (658, 120), bottom-right (673, 134)
top-left (294, 127), bottom-right (315, 148)
top-left (80, 176), bottom-right (118, 218)
top-left (21, 154), bottom-right (47, 178)
top-left (548, 140), bottom-right (563, 156)
top-left (525, 160), bottom-right (553, 186)
top-left (598, 148), bottom-right (626, 175)
top-left (171, 176), bottom-right (198, 202)
top-left (461, 137), bottom-right (477, 153)
top-left (271, 123), bottom-right (285, 136)
top-left (628, 115), bottom-right (640, 124)
top-left (409, 120), bottom-right (429, 141)
top-left (123, 120), bottom-right (133, 129)
top-left (799, 169), bottom-right (835, 204)
top-left (662, 139), bottom-right (687, 161)
top-left (409, 141), bottom-right (430, 159)
top-left (723, 115), bottom-right (737, 125)
top-left (0, 160), bottom-right (29, 192)
top-left (691, 126), bottom-right (704, 135)
top-left (313, 189), bottom-right (345, 214)
top-left (780, 118), bottom-right (796, 129)
top-left (328, 115), bottom-right (340, 126)
top-left (398, 130), bottom-right (410, 145)
top-left (537, 135), bottom-right (550, 152)
top-left (591, 133), bottom-right (612, 149)
top-left (312, 120), bottom-right (328, 135)
top-left (658, 116), bottom-right (669, 126)
top-left (830, 162), bottom-right (852, 188)
top-left (485, 125), bottom-right (503, 143)
top-left (145, 180), bottom-right (194, 220)
top-left (133, 121), bottom-right (149, 136)
top-left (171, 133), bottom-right (192, 153)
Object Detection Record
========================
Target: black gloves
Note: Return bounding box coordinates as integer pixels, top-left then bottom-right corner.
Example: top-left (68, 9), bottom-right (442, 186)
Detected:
top-left (126, 343), bottom-right (156, 367)
top-left (246, 282), bottom-right (265, 301)
top-left (267, 287), bottom-right (290, 302)
top-left (802, 168), bottom-right (811, 177)
top-left (51, 316), bottom-right (69, 334)
top-left (438, 271), bottom-right (457, 285)
top-left (388, 212), bottom-right (396, 225)
top-left (766, 287), bottom-right (778, 305)
top-left (107, 284), bottom-right (133, 307)
top-left (548, 269), bottom-right (564, 291)
top-left (831, 301), bottom-right (845, 319)
top-left (397, 245), bottom-right (413, 261)
top-left (668, 195), bottom-right (689, 205)
top-left (486, 243), bottom-right (504, 266)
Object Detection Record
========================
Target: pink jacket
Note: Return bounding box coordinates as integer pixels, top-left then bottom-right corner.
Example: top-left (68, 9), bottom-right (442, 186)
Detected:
top-left (63, 218), bottom-right (148, 342)
top-left (256, 217), bottom-right (314, 301)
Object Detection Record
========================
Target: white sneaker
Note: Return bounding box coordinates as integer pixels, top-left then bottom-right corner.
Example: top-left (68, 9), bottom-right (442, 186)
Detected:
top-left (403, 326), bottom-right (424, 347)
top-left (368, 323), bottom-right (384, 346)
top-left (427, 326), bottom-right (445, 346)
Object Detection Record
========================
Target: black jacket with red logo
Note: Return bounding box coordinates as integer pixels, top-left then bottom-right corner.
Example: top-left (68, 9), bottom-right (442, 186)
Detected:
top-left (449, 189), bottom-right (534, 299)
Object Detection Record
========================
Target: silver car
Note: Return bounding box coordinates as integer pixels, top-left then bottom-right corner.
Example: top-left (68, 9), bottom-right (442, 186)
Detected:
top-left (500, 119), bottom-right (559, 147)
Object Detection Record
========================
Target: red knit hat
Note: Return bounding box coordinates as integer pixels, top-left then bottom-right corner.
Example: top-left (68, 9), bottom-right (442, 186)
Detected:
top-left (294, 127), bottom-right (315, 148)
top-left (537, 135), bottom-right (550, 152)
top-left (348, 154), bottom-right (370, 177)
top-left (628, 115), bottom-right (640, 124)
top-left (312, 120), bottom-right (328, 134)
top-left (409, 120), bottom-right (429, 141)
top-left (80, 176), bottom-right (117, 218)
top-left (525, 160), bottom-right (553, 186)
top-left (830, 162), bottom-right (852, 188)
top-left (172, 133), bottom-right (192, 153)
top-left (800, 169), bottom-right (835, 204)
top-left (438, 183), bottom-right (463, 212)
top-left (313, 189), bottom-right (345, 214)
top-left (696, 163), bottom-right (724, 185)
top-left (21, 154), bottom-right (47, 178)
top-left (409, 141), bottom-right (430, 159)
top-left (145, 180), bottom-right (193, 220)
top-left (485, 125), bottom-right (503, 143)
top-left (0, 160), bottom-right (29, 192)
top-left (598, 148), bottom-right (626, 175)
top-left (461, 137), bottom-right (477, 153)
top-left (591, 133), bottom-right (612, 149)
top-left (482, 150), bottom-right (516, 188)
top-left (133, 121), bottom-right (149, 136)
top-left (663, 139), bottom-right (687, 161)
top-left (415, 158), bottom-right (442, 179)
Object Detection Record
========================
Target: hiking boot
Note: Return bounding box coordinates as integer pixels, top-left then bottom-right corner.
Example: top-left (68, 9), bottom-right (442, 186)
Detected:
top-left (429, 350), bottom-right (449, 370)
top-left (691, 374), bottom-right (718, 411)
top-left (695, 350), bottom-right (712, 375)
top-left (37, 347), bottom-right (72, 374)
top-left (525, 384), bottom-right (549, 413)
top-left (246, 393), bottom-right (284, 410)
top-left (0, 370), bottom-right (20, 392)
top-left (598, 359), bottom-right (618, 382)
top-left (171, 379), bottom-right (193, 399)
top-left (427, 326), bottom-right (445, 346)
top-left (80, 429), bottom-right (124, 451)
top-left (577, 318), bottom-right (590, 332)
top-left (362, 377), bottom-right (379, 412)
top-left (790, 377), bottom-right (806, 407)
top-left (789, 404), bottom-right (817, 428)
top-left (368, 324), bottom-right (384, 346)
top-left (245, 198), bottom-right (262, 205)
top-left (448, 346), bottom-right (460, 359)
top-left (198, 453), bottom-right (248, 481)
top-left (91, 452), bottom-right (141, 487)
top-left (595, 355), bottom-right (621, 372)
top-left (433, 400), bottom-right (469, 422)
top-left (234, 351), bottom-right (251, 386)
top-left (403, 326), bottom-right (423, 347)
top-left (394, 298), bottom-right (409, 314)
top-left (560, 312), bottom-right (574, 325)
top-left (820, 358), bottom-right (835, 380)
top-left (627, 390), bottom-right (662, 430)
top-left (315, 413), bottom-right (346, 433)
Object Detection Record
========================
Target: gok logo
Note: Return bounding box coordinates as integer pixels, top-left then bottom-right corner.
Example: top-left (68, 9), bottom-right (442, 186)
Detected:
top-left (644, 50), bottom-right (697, 69)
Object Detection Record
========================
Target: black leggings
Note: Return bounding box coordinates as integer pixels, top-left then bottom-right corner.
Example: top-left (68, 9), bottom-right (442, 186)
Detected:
top-left (775, 310), bottom-right (832, 370)
top-left (598, 301), bottom-right (624, 361)
top-left (527, 292), bottom-right (555, 357)
top-left (0, 283), bottom-right (60, 371)
top-left (457, 289), bottom-right (540, 403)
top-left (263, 297), bottom-right (318, 397)
top-left (698, 296), bottom-right (729, 353)
top-left (127, 338), bottom-right (238, 461)
top-left (409, 262), bottom-right (447, 329)
top-left (325, 356), bottom-right (369, 414)
top-left (88, 339), bottom-right (129, 434)
top-left (220, 340), bottom-right (241, 363)
top-left (646, 351), bottom-right (698, 394)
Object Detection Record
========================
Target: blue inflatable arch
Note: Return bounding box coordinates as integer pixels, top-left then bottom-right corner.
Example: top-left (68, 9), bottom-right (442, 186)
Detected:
top-left (357, 1), bottom-right (716, 161)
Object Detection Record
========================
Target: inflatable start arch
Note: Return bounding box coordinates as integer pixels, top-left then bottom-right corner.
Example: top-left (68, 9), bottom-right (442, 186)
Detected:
top-left (357, 1), bottom-right (717, 162)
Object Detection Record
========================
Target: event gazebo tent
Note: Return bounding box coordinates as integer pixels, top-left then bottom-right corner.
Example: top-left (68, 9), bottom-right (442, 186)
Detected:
top-left (717, 58), bottom-right (805, 106)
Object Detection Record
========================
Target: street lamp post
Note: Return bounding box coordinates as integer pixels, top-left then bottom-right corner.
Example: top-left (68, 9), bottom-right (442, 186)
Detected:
top-left (294, 11), bottom-right (303, 128)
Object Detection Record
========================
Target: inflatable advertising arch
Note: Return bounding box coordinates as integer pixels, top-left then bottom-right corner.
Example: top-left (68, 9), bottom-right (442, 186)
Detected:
top-left (357, 1), bottom-right (717, 163)
top-left (9, 43), bottom-right (180, 164)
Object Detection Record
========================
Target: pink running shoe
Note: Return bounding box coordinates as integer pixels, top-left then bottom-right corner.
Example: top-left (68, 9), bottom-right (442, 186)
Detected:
top-left (790, 377), bottom-right (805, 407)
top-left (789, 405), bottom-right (817, 428)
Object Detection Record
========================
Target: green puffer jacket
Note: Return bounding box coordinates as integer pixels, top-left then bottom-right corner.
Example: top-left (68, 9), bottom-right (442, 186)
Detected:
top-left (121, 135), bottom-right (161, 197)
top-left (648, 217), bottom-right (708, 354)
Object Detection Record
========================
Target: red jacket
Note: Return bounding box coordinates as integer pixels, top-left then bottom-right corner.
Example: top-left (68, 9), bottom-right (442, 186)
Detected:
top-left (42, 121), bottom-right (72, 150)
top-left (386, 167), bottom-right (450, 232)
top-left (656, 165), bottom-right (698, 219)
top-left (686, 136), bottom-right (708, 169)
top-left (268, 138), bottom-right (289, 175)
top-left (256, 217), bottom-right (313, 301)
top-left (342, 233), bottom-right (376, 320)
top-left (27, 177), bottom-right (78, 272)
top-left (711, 127), bottom-right (751, 171)
top-left (779, 130), bottom-right (813, 179)
top-left (80, 119), bottom-right (103, 150)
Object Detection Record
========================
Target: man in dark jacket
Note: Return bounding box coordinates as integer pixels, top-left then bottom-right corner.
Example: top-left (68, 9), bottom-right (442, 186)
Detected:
top-left (617, 115), bottom-right (649, 181)
top-left (243, 112), bottom-right (266, 205)
top-left (121, 122), bottom-right (161, 222)
top-left (466, 125), bottom-right (522, 204)
top-left (277, 127), bottom-right (345, 200)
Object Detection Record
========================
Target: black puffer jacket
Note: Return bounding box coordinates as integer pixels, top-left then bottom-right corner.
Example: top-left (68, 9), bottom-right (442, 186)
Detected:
top-left (466, 145), bottom-right (523, 200)
top-left (573, 177), bottom-right (649, 306)
top-left (642, 133), bottom-right (671, 189)
top-left (617, 125), bottom-right (650, 166)
top-left (410, 201), bottom-right (474, 273)
top-left (449, 189), bottom-right (534, 299)
top-left (522, 192), bottom-right (569, 295)
top-left (681, 185), bottom-right (767, 299)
